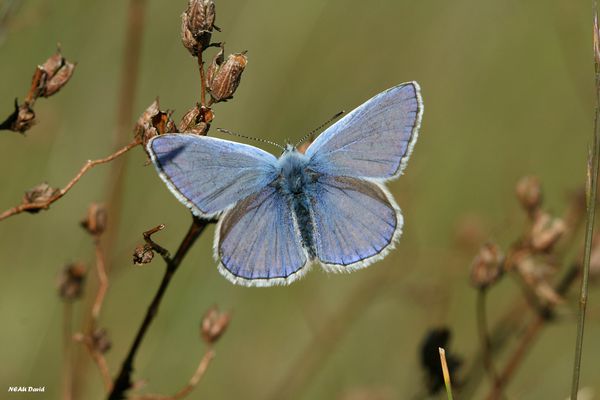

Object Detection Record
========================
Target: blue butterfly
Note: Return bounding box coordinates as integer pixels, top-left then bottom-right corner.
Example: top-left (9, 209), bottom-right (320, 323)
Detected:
top-left (147, 82), bottom-right (423, 286)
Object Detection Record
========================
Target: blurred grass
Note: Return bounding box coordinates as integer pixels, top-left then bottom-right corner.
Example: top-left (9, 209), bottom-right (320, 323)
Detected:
top-left (0, 0), bottom-right (599, 399)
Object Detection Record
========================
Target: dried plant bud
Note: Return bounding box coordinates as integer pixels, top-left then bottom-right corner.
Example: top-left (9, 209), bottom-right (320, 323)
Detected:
top-left (514, 256), bottom-right (563, 306)
top-left (207, 52), bottom-right (248, 103)
top-left (91, 328), bottom-right (112, 354)
top-left (179, 104), bottom-right (213, 134)
top-left (516, 176), bottom-right (542, 215)
top-left (530, 212), bottom-right (565, 252)
top-left (181, 0), bottom-right (216, 54)
top-left (80, 203), bottom-right (107, 236)
top-left (58, 262), bottom-right (87, 301)
top-left (470, 243), bottom-right (504, 289)
top-left (206, 44), bottom-right (225, 85)
top-left (136, 99), bottom-right (178, 147)
top-left (23, 182), bottom-right (59, 212)
top-left (0, 100), bottom-right (36, 133)
top-left (31, 49), bottom-right (76, 99)
top-left (133, 244), bottom-right (154, 265)
top-left (201, 306), bottom-right (230, 345)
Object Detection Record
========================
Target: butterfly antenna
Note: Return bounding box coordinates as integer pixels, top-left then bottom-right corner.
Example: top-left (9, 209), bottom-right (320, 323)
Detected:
top-left (217, 128), bottom-right (285, 151)
top-left (295, 110), bottom-right (345, 147)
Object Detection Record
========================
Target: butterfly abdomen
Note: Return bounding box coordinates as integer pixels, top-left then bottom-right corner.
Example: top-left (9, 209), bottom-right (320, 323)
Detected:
top-left (275, 148), bottom-right (320, 259)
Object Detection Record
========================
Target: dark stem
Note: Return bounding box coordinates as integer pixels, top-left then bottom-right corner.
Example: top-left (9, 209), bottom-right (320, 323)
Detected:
top-left (108, 216), bottom-right (211, 400)
top-left (476, 289), bottom-right (500, 388)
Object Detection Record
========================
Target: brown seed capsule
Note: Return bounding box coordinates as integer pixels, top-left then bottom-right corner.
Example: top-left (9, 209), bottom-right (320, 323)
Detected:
top-left (516, 176), bottom-right (542, 215)
top-left (201, 306), bottom-right (231, 345)
top-left (133, 244), bottom-right (155, 265)
top-left (470, 243), bottom-right (504, 289)
top-left (58, 262), bottom-right (87, 301)
top-left (81, 203), bottom-right (108, 236)
top-left (181, 0), bottom-right (216, 54)
top-left (43, 60), bottom-right (76, 97)
top-left (207, 52), bottom-right (248, 103)
top-left (206, 44), bottom-right (225, 86)
top-left (530, 212), bottom-right (565, 252)
top-left (91, 328), bottom-right (112, 354)
top-left (23, 182), bottom-right (59, 209)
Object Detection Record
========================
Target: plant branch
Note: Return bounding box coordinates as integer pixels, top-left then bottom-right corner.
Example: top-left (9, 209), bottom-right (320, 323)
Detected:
top-left (108, 216), bottom-right (213, 400)
top-left (476, 289), bottom-right (500, 387)
top-left (570, 6), bottom-right (600, 398)
top-left (131, 348), bottom-right (216, 400)
top-left (0, 139), bottom-right (140, 222)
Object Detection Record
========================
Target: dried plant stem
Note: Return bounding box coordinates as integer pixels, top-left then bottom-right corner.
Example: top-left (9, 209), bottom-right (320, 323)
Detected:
top-left (92, 238), bottom-right (109, 322)
top-left (476, 289), bottom-right (500, 387)
top-left (198, 48), bottom-right (207, 106)
top-left (439, 347), bottom-right (454, 400)
top-left (62, 302), bottom-right (73, 400)
top-left (0, 139), bottom-right (140, 222)
top-left (485, 264), bottom-right (580, 400)
top-left (570, 6), bottom-right (600, 398)
top-left (108, 216), bottom-right (212, 400)
top-left (132, 349), bottom-right (216, 400)
top-left (75, 235), bottom-right (112, 392)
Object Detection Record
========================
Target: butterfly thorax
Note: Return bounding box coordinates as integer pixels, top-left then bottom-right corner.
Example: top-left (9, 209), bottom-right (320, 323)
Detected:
top-left (274, 146), bottom-right (319, 259)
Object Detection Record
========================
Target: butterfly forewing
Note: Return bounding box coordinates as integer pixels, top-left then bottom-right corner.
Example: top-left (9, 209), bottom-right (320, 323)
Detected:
top-left (148, 134), bottom-right (279, 218)
top-left (306, 82), bottom-right (422, 181)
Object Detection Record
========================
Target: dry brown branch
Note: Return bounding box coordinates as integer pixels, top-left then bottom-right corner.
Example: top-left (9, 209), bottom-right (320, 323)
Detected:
top-left (0, 139), bottom-right (140, 222)
top-left (132, 349), bottom-right (216, 400)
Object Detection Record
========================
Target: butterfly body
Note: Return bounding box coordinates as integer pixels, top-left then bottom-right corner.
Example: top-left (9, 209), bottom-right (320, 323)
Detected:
top-left (148, 82), bottom-right (423, 286)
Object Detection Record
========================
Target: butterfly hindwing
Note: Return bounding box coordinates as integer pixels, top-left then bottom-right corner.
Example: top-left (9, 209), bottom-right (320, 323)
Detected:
top-left (148, 134), bottom-right (279, 218)
top-left (306, 82), bottom-right (422, 181)
top-left (216, 185), bottom-right (309, 286)
top-left (308, 175), bottom-right (402, 270)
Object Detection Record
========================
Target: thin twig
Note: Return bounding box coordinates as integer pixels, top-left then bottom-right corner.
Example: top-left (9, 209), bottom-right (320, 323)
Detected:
top-left (197, 46), bottom-right (206, 107)
top-left (132, 349), bottom-right (216, 400)
top-left (570, 6), bottom-right (600, 398)
top-left (75, 233), bottom-right (112, 392)
top-left (0, 139), bottom-right (140, 222)
top-left (484, 264), bottom-right (580, 400)
top-left (476, 289), bottom-right (500, 387)
top-left (143, 224), bottom-right (171, 261)
top-left (91, 237), bottom-right (109, 322)
top-left (108, 216), bottom-right (213, 400)
top-left (62, 303), bottom-right (73, 400)
top-left (439, 347), bottom-right (454, 400)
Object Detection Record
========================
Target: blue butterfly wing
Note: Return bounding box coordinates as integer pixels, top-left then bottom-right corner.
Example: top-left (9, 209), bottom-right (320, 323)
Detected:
top-left (309, 175), bottom-right (402, 270)
top-left (217, 185), bottom-right (309, 286)
top-left (306, 82), bottom-right (422, 180)
top-left (148, 134), bottom-right (279, 218)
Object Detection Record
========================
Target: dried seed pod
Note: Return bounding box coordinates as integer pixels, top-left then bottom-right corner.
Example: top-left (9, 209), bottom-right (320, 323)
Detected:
top-left (136, 99), bottom-right (178, 147)
top-left (133, 244), bottom-right (154, 265)
top-left (530, 212), bottom-right (565, 252)
top-left (81, 203), bottom-right (108, 236)
top-left (23, 182), bottom-right (59, 208)
top-left (201, 306), bottom-right (231, 345)
top-left (0, 100), bottom-right (37, 133)
top-left (207, 52), bottom-right (248, 102)
top-left (58, 262), bottom-right (87, 301)
top-left (43, 60), bottom-right (76, 97)
top-left (91, 328), bottom-right (112, 354)
top-left (516, 176), bottom-right (542, 216)
top-left (206, 44), bottom-right (225, 86)
top-left (181, 0), bottom-right (216, 54)
top-left (470, 242), bottom-right (504, 289)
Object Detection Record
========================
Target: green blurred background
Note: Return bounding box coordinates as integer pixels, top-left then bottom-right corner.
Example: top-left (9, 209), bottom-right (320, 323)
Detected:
top-left (1, 0), bottom-right (599, 398)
